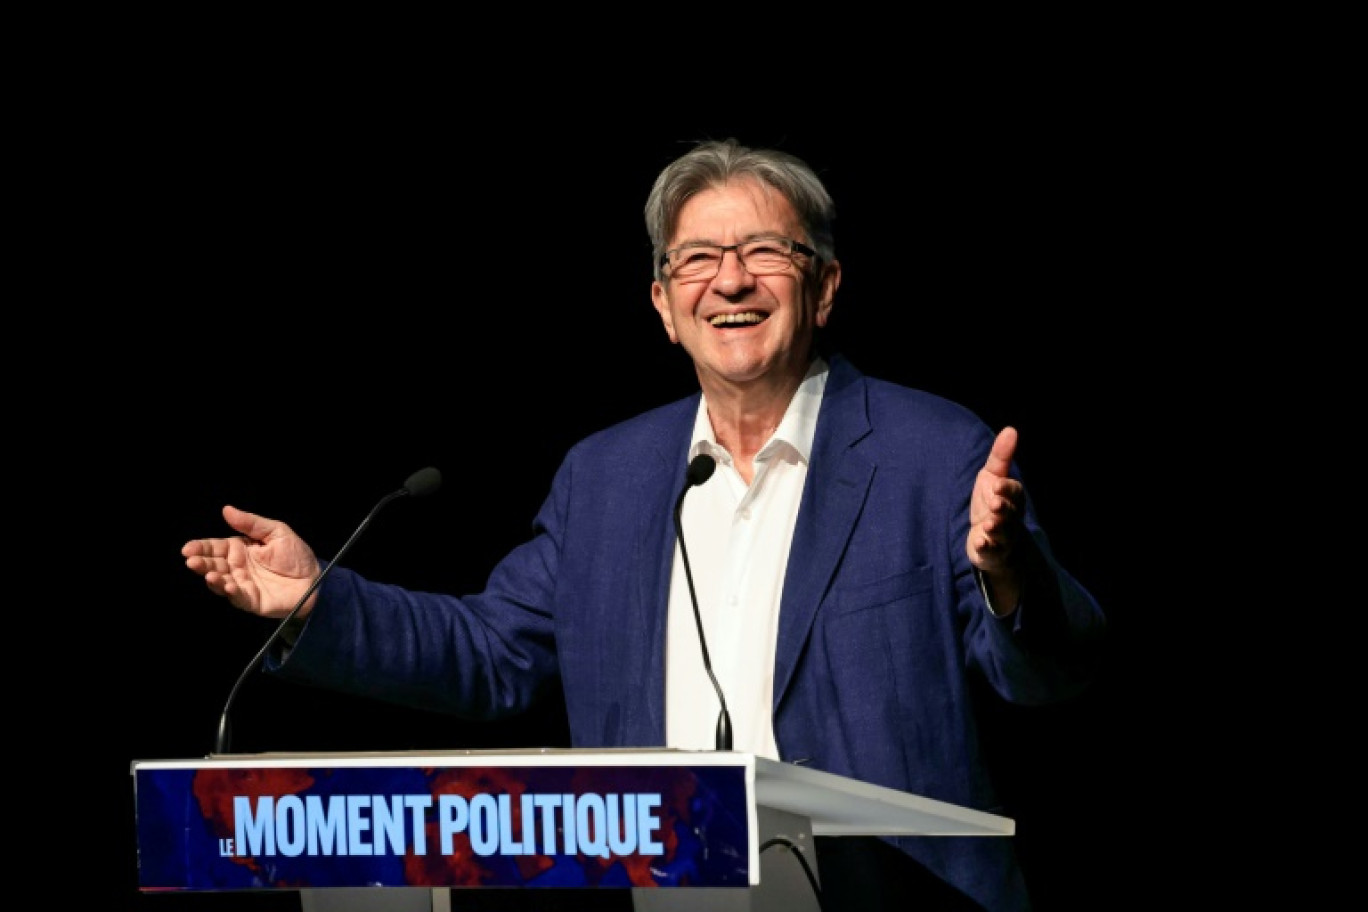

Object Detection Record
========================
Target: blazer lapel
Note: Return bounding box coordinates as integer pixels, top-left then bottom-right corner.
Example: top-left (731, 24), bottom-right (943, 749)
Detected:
top-left (773, 359), bottom-right (874, 707)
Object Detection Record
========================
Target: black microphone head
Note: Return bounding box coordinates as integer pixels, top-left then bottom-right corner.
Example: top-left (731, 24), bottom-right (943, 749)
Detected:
top-left (403, 466), bottom-right (443, 497)
top-left (686, 454), bottom-right (717, 487)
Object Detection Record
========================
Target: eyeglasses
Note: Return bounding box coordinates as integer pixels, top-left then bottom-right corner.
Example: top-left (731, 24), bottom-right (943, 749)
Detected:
top-left (660, 236), bottom-right (816, 282)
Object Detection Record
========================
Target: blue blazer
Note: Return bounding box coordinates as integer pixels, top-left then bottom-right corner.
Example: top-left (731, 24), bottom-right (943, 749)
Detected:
top-left (278, 353), bottom-right (1106, 910)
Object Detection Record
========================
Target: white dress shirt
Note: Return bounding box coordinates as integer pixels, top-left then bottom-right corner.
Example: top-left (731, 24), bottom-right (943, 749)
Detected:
top-left (664, 359), bottom-right (828, 759)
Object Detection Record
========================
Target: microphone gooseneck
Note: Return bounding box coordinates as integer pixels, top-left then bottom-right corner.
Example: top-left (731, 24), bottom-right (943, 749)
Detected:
top-left (211, 467), bottom-right (443, 756)
top-left (672, 453), bottom-right (732, 751)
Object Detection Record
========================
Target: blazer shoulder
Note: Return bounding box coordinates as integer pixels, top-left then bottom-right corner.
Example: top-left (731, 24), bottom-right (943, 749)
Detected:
top-left (866, 376), bottom-right (985, 426)
top-left (828, 355), bottom-right (990, 442)
top-left (564, 393), bottom-right (700, 467)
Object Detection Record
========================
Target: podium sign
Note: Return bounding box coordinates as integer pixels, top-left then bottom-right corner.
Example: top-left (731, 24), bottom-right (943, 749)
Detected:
top-left (134, 749), bottom-right (755, 893)
top-left (134, 748), bottom-right (1013, 911)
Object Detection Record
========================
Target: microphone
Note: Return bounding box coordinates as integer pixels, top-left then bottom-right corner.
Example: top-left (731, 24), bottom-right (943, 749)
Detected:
top-left (672, 453), bottom-right (732, 751)
top-left (211, 466), bottom-right (443, 755)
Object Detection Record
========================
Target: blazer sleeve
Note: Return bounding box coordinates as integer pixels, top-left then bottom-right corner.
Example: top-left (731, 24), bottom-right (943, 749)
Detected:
top-left (954, 427), bottom-right (1108, 705)
top-left (265, 491), bottom-right (568, 721)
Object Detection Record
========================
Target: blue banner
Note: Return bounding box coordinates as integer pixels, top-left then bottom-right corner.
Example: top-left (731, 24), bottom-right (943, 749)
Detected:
top-left (135, 760), bottom-right (751, 892)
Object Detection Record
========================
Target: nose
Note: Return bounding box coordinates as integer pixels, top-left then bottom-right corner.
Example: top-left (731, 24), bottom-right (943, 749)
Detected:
top-left (711, 246), bottom-right (755, 292)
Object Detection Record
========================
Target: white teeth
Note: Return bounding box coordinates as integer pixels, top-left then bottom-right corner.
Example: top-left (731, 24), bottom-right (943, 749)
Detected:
top-left (709, 312), bottom-right (764, 326)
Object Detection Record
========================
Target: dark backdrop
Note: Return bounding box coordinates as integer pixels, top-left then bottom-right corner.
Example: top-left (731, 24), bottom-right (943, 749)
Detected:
top-left (88, 97), bottom-right (1188, 909)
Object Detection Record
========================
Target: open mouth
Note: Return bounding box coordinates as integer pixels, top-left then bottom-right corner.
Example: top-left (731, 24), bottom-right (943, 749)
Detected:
top-left (709, 312), bottom-right (766, 327)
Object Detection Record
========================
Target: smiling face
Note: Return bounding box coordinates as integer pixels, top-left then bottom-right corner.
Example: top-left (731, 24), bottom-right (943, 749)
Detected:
top-left (651, 177), bottom-right (840, 398)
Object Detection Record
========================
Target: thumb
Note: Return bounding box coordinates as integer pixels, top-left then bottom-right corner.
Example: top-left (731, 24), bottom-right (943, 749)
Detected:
top-left (983, 426), bottom-right (1018, 478)
top-left (221, 505), bottom-right (284, 543)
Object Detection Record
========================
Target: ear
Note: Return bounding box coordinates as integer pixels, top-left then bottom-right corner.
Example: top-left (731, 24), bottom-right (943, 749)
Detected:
top-left (652, 281), bottom-right (679, 343)
top-left (813, 259), bottom-right (842, 328)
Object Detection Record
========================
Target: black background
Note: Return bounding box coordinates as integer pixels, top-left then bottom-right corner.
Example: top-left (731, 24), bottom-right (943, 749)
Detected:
top-left (79, 69), bottom-right (1205, 909)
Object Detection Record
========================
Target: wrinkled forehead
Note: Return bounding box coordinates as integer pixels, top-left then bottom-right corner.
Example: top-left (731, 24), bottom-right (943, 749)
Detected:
top-left (670, 176), bottom-right (800, 246)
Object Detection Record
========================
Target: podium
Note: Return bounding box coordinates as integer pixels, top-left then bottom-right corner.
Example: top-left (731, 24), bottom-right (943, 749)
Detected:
top-left (132, 748), bottom-right (1012, 911)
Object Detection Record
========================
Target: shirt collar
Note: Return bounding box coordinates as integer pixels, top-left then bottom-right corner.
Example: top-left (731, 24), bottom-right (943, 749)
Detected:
top-left (689, 357), bottom-right (830, 466)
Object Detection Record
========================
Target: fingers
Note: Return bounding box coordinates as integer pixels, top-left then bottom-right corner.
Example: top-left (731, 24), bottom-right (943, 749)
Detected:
top-left (182, 505), bottom-right (282, 563)
top-left (968, 427), bottom-right (1026, 572)
top-left (974, 427), bottom-right (1022, 520)
top-left (980, 477), bottom-right (1023, 520)
top-left (181, 530), bottom-right (244, 565)
top-left (182, 542), bottom-right (248, 603)
top-left (182, 538), bottom-right (226, 559)
top-left (183, 505), bottom-right (254, 574)
top-left (977, 514), bottom-right (1013, 546)
top-left (181, 506), bottom-right (252, 559)
top-left (181, 541), bottom-right (234, 580)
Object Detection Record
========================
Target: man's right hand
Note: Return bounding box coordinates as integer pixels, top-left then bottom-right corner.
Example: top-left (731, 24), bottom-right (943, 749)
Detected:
top-left (182, 506), bottom-right (320, 619)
